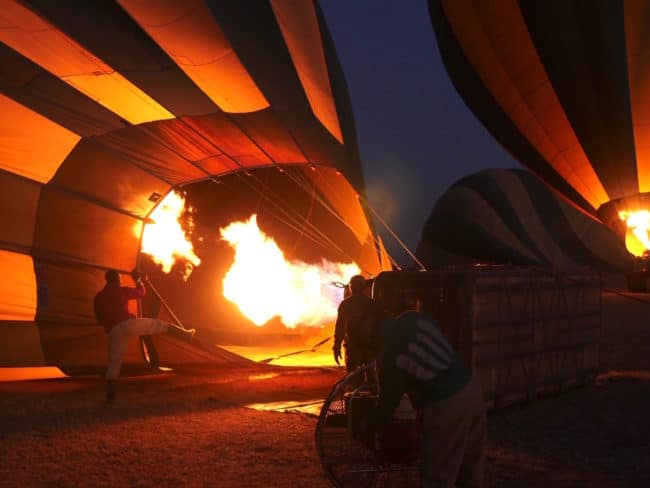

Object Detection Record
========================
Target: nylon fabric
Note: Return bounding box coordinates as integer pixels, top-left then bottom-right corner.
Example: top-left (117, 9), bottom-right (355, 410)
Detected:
top-left (117, 0), bottom-right (269, 113)
top-left (181, 114), bottom-right (272, 168)
top-left (0, 322), bottom-right (46, 366)
top-left (304, 167), bottom-right (370, 244)
top-left (0, 1), bottom-right (173, 124)
top-left (440, 0), bottom-right (608, 208)
top-left (51, 140), bottom-right (170, 219)
top-left (0, 0), bottom-right (380, 372)
top-left (0, 43), bottom-right (126, 137)
top-left (0, 171), bottom-right (40, 248)
top-left (519, 0), bottom-right (636, 202)
top-left (33, 188), bottom-right (141, 270)
top-left (0, 94), bottom-right (79, 183)
top-left (34, 262), bottom-right (108, 324)
top-left (97, 127), bottom-right (207, 184)
top-left (28, 0), bottom-right (219, 117)
top-left (235, 110), bottom-right (307, 163)
top-left (625, 0), bottom-right (650, 193)
top-left (0, 250), bottom-right (36, 321)
top-left (270, 0), bottom-right (343, 143)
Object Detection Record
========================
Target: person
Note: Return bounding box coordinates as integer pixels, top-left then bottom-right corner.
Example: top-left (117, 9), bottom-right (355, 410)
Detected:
top-left (333, 275), bottom-right (381, 372)
top-left (360, 311), bottom-right (486, 487)
top-left (93, 269), bottom-right (195, 404)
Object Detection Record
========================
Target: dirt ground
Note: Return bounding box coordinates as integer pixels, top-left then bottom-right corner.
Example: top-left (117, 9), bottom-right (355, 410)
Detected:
top-left (1, 291), bottom-right (650, 487)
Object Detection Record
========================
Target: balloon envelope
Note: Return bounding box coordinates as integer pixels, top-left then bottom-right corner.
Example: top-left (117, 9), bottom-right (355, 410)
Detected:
top-left (429, 0), bottom-right (650, 235)
top-left (0, 1), bottom-right (386, 372)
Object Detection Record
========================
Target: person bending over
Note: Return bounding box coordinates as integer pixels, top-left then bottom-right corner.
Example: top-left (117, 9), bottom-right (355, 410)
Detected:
top-left (360, 311), bottom-right (486, 487)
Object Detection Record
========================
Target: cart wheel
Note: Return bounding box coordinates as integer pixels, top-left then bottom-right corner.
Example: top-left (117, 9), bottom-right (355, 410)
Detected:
top-left (315, 363), bottom-right (381, 487)
top-left (315, 362), bottom-right (421, 487)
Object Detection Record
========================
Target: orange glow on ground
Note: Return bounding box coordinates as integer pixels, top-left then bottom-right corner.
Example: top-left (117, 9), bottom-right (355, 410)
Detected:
top-left (141, 191), bottom-right (201, 279)
top-left (219, 214), bottom-right (360, 329)
top-left (619, 210), bottom-right (650, 256)
top-left (244, 399), bottom-right (325, 416)
top-left (222, 344), bottom-right (338, 367)
top-left (0, 367), bottom-right (66, 382)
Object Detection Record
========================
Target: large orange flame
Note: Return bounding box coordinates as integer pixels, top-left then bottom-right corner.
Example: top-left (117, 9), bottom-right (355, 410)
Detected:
top-left (618, 210), bottom-right (650, 257)
top-left (141, 191), bottom-right (201, 279)
top-left (220, 214), bottom-right (361, 328)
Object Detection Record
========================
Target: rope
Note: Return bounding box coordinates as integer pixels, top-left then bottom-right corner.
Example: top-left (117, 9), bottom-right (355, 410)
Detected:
top-left (369, 232), bottom-right (402, 271)
top-left (359, 196), bottom-right (426, 271)
top-left (143, 276), bottom-right (190, 332)
top-left (283, 167), bottom-right (364, 239)
top-left (280, 166), bottom-right (401, 274)
top-left (168, 119), bottom-right (365, 264)
top-left (236, 170), bottom-right (353, 258)
top-left (231, 166), bottom-right (379, 277)
top-left (249, 168), bottom-right (352, 254)
top-left (127, 116), bottom-right (382, 276)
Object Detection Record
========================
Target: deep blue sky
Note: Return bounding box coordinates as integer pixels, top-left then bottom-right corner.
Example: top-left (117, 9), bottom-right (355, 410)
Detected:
top-left (321, 1), bottom-right (519, 265)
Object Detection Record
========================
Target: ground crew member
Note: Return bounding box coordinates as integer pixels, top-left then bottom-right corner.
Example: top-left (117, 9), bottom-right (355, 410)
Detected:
top-left (333, 275), bottom-right (381, 372)
top-left (360, 311), bottom-right (486, 487)
top-left (93, 269), bottom-right (195, 404)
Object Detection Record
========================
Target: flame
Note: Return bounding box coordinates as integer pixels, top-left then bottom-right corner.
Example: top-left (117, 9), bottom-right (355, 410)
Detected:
top-left (220, 214), bottom-right (360, 328)
top-left (141, 191), bottom-right (201, 278)
top-left (618, 210), bottom-right (650, 257)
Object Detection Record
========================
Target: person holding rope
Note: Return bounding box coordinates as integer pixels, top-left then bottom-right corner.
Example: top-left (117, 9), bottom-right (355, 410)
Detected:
top-left (359, 310), bottom-right (486, 487)
top-left (93, 269), bottom-right (195, 404)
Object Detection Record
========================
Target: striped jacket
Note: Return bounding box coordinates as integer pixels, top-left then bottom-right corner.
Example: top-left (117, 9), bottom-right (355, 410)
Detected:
top-left (368, 311), bottom-right (471, 428)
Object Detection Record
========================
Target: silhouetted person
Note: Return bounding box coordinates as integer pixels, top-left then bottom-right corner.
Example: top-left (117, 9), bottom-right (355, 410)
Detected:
top-left (360, 311), bottom-right (486, 487)
top-left (93, 269), bottom-right (195, 404)
top-left (333, 275), bottom-right (381, 372)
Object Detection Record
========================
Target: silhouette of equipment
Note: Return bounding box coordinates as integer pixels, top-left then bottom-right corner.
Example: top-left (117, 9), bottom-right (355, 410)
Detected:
top-left (315, 362), bottom-right (420, 487)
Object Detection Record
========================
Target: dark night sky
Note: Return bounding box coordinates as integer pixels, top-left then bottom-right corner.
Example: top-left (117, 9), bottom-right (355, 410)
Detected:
top-left (320, 1), bottom-right (520, 265)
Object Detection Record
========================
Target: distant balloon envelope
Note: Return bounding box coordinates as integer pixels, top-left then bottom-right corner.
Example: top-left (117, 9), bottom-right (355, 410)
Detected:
top-left (417, 168), bottom-right (634, 273)
top-left (429, 0), bottom-right (650, 255)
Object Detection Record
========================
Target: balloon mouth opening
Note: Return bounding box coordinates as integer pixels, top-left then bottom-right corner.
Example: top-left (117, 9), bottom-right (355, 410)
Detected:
top-left (596, 195), bottom-right (650, 258)
top-left (619, 210), bottom-right (650, 257)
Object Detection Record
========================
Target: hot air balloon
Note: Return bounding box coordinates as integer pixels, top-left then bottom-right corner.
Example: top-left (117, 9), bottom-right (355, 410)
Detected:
top-left (417, 168), bottom-right (634, 272)
top-left (429, 0), bottom-right (650, 258)
top-left (0, 0), bottom-right (390, 376)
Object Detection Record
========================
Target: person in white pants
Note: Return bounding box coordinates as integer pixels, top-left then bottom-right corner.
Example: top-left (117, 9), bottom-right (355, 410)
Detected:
top-left (94, 269), bottom-right (195, 403)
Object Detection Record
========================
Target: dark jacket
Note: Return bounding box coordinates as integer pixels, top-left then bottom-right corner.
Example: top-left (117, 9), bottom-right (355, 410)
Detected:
top-left (334, 294), bottom-right (381, 353)
top-left (93, 282), bottom-right (145, 333)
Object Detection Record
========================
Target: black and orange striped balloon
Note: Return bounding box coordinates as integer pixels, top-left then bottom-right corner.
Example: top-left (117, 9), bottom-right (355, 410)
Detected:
top-left (418, 168), bottom-right (634, 272)
top-left (0, 1), bottom-right (385, 371)
top-left (430, 0), bottom-right (650, 226)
